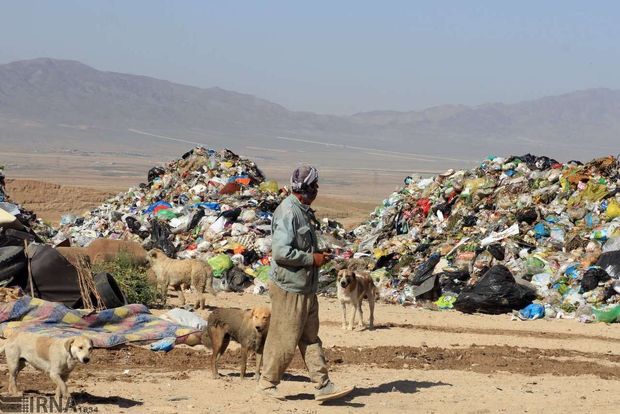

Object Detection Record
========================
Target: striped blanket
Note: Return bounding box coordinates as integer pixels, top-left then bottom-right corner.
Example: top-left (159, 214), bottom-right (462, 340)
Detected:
top-left (0, 296), bottom-right (200, 348)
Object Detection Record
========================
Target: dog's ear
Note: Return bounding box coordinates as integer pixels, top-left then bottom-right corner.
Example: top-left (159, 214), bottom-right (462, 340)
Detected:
top-left (64, 337), bottom-right (75, 354)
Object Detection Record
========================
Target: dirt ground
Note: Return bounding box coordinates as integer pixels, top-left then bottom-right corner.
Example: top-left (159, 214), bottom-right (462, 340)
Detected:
top-left (2, 292), bottom-right (619, 414)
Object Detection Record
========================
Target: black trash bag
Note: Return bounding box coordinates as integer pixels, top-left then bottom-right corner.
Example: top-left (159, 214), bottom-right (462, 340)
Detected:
top-left (150, 221), bottom-right (176, 258)
top-left (454, 265), bottom-right (536, 314)
top-left (218, 208), bottom-right (242, 223)
top-left (221, 267), bottom-right (251, 293)
top-left (257, 200), bottom-right (280, 213)
top-left (411, 253), bottom-right (441, 285)
top-left (487, 243), bottom-right (505, 261)
top-left (125, 216), bottom-right (142, 234)
top-left (434, 198), bottom-right (456, 217)
top-left (439, 273), bottom-right (466, 295)
top-left (242, 250), bottom-right (260, 266)
top-left (187, 208), bottom-right (206, 232)
top-left (462, 215), bottom-right (477, 227)
top-left (596, 250), bottom-right (620, 278)
top-left (443, 268), bottom-right (470, 281)
top-left (516, 208), bottom-right (538, 225)
top-left (581, 267), bottom-right (611, 292)
top-left (374, 253), bottom-right (399, 271)
top-left (510, 154), bottom-right (558, 171)
top-left (147, 166), bottom-right (166, 183)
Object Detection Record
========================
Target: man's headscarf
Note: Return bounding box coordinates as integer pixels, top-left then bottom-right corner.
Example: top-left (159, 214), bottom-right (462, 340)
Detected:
top-left (291, 165), bottom-right (319, 194)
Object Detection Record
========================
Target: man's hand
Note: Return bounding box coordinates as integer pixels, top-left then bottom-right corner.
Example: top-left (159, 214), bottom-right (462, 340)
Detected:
top-left (313, 252), bottom-right (329, 267)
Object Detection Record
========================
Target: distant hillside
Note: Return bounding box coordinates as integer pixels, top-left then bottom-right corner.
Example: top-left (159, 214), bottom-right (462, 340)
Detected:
top-left (1, 58), bottom-right (619, 185)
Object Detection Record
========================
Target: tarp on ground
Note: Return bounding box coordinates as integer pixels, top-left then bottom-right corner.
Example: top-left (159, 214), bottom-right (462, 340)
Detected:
top-left (0, 296), bottom-right (200, 347)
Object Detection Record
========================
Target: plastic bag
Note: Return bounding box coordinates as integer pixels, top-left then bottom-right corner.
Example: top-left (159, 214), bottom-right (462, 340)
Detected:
top-left (596, 250), bottom-right (620, 278)
top-left (606, 199), bottom-right (620, 219)
top-left (487, 243), bottom-right (505, 261)
top-left (525, 255), bottom-right (547, 275)
top-left (454, 265), bottom-right (537, 314)
top-left (411, 253), bottom-right (440, 285)
top-left (259, 180), bottom-right (279, 193)
top-left (580, 267), bottom-right (610, 292)
top-left (149, 336), bottom-right (176, 352)
top-left (518, 303), bottom-right (545, 320)
top-left (161, 308), bottom-right (208, 329)
top-left (221, 267), bottom-right (251, 292)
top-left (592, 305), bottom-right (620, 323)
top-left (151, 221), bottom-right (176, 258)
top-left (435, 295), bottom-right (457, 309)
top-left (460, 178), bottom-right (487, 199)
top-left (208, 254), bottom-right (234, 278)
top-left (531, 273), bottom-right (552, 291)
top-left (156, 209), bottom-right (177, 220)
top-left (187, 208), bottom-right (206, 231)
top-left (255, 265), bottom-right (271, 282)
top-left (147, 166), bottom-right (166, 183)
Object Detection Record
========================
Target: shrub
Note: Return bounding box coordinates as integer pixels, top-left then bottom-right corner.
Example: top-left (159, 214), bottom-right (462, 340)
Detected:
top-left (92, 251), bottom-right (164, 307)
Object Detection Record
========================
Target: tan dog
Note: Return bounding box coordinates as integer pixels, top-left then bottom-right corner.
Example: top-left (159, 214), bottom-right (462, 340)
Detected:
top-left (337, 269), bottom-right (377, 330)
top-left (0, 333), bottom-right (93, 399)
top-left (205, 307), bottom-right (271, 380)
top-left (146, 249), bottom-right (215, 309)
top-left (57, 239), bottom-right (148, 266)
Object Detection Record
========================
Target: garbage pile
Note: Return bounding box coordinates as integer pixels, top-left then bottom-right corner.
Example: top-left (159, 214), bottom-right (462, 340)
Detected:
top-left (56, 147), bottom-right (346, 294)
top-left (353, 154), bottom-right (620, 321)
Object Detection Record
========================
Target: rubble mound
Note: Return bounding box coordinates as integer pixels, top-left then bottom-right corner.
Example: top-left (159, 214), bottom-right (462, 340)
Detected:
top-left (56, 147), bottom-right (345, 293)
top-left (354, 154), bottom-right (620, 317)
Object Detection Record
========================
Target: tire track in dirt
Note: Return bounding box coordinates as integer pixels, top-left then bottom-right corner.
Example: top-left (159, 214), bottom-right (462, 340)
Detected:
top-left (3, 343), bottom-right (618, 395)
top-left (6, 342), bottom-right (617, 387)
top-left (322, 320), bottom-right (620, 344)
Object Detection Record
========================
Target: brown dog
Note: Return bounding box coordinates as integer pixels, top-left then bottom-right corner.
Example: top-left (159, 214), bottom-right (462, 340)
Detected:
top-left (205, 307), bottom-right (271, 380)
top-left (57, 239), bottom-right (148, 266)
top-left (337, 268), bottom-right (377, 330)
top-left (146, 249), bottom-right (215, 309)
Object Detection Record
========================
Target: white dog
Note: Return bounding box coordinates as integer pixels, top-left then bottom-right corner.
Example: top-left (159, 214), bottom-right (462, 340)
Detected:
top-left (1, 333), bottom-right (93, 399)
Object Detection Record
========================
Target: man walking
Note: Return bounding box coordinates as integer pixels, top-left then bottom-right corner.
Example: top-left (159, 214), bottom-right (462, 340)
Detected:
top-left (257, 165), bottom-right (353, 402)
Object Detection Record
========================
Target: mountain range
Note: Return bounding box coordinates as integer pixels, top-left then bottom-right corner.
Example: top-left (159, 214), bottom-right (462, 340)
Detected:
top-left (1, 58), bottom-right (619, 185)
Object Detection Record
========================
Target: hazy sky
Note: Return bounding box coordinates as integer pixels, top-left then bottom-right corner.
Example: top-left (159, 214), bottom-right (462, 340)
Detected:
top-left (1, 1), bottom-right (619, 114)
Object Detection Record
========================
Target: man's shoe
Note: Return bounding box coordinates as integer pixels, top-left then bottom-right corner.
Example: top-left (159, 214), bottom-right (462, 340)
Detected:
top-left (315, 381), bottom-right (354, 402)
top-left (256, 386), bottom-right (286, 401)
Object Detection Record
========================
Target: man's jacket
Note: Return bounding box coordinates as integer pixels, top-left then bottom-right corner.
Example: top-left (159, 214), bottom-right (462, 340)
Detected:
top-left (269, 194), bottom-right (319, 294)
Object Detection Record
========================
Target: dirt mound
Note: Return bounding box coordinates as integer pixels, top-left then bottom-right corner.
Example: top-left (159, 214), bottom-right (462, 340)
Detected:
top-left (5, 179), bottom-right (114, 224)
